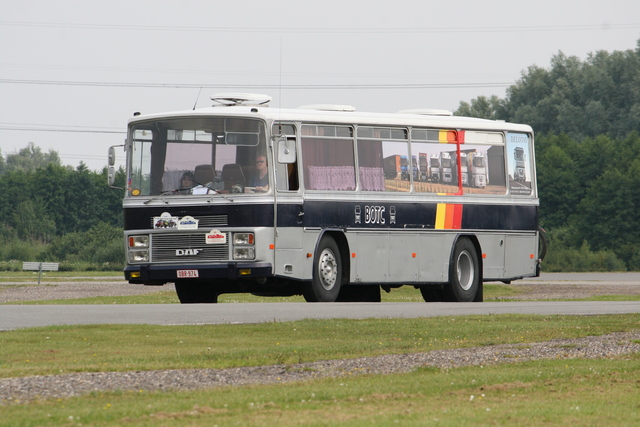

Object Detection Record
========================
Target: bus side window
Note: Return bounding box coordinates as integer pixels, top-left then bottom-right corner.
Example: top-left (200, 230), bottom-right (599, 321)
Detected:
top-left (275, 134), bottom-right (299, 192)
top-left (358, 127), bottom-right (408, 192)
top-left (276, 158), bottom-right (300, 192)
top-left (288, 162), bottom-right (299, 191)
top-left (301, 126), bottom-right (355, 191)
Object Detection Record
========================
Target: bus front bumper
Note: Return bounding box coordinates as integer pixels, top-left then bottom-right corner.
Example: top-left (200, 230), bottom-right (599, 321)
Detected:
top-left (124, 262), bottom-right (273, 285)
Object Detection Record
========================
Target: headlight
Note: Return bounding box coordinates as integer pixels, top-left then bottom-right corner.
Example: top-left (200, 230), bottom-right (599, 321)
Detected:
top-left (234, 247), bottom-right (255, 260)
top-left (129, 235), bottom-right (149, 248)
top-left (128, 250), bottom-right (149, 263)
top-left (233, 232), bottom-right (254, 245)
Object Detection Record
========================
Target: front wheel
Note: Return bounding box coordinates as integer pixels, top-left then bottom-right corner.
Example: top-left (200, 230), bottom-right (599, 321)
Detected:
top-left (443, 238), bottom-right (480, 302)
top-left (175, 281), bottom-right (218, 303)
top-left (337, 285), bottom-right (381, 302)
top-left (303, 236), bottom-right (342, 302)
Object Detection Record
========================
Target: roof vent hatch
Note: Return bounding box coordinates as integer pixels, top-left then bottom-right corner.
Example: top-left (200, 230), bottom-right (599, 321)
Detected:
top-left (211, 93), bottom-right (272, 106)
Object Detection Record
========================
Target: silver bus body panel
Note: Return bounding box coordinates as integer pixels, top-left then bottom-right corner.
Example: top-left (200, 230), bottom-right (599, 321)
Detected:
top-left (122, 101), bottom-right (539, 294)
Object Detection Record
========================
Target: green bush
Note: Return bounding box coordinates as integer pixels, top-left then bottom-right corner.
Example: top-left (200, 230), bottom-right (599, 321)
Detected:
top-left (3, 239), bottom-right (46, 262)
top-left (0, 222), bottom-right (125, 271)
top-left (91, 237), bottom-right (125, 264)
top-left (56, 261), bottom-right (123, 272)
top-left (543, 241), bottom-right (626, 272)
top-left (41, 222), bottom-right (123, 264)
top-left (0, 260), bottom-right (24, 272)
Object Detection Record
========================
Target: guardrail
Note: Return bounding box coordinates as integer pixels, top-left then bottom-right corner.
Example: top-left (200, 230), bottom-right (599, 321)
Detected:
top-left (22, 262), bottom-right (59, 284)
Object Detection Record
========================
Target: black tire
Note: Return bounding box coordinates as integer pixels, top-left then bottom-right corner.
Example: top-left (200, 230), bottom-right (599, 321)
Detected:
top-left (443, 238), bottom-right (480, 302)
top-left (420, 286), bottom-right (446, 302)
top-left (303, 236), bottom-right (342, 302)
top-left (175, 281), bottom-right (218, 303)
top-left (337, 285), bottom-right (381, 302)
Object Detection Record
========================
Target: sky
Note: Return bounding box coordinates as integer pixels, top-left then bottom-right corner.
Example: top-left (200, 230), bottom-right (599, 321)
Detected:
top-left (1, 0), bottom-right (639, 171)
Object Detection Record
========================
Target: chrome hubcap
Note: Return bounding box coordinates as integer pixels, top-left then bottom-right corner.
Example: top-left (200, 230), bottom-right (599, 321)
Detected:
top-left (318, 248), bottom-right (337, 290)
top-left (457, 250), bottom-right (474, 291)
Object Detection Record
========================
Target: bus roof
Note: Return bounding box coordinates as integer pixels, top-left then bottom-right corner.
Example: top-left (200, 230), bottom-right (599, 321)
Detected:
top-left (128, 98), bottom-right (533, 134)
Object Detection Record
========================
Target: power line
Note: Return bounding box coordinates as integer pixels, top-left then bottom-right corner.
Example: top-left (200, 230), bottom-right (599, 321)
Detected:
top-left (1, 20), bottom-right (638, 33)
top-left (0, 78), bottom-right (512, 90)
top-left (1, 63), bottom-right (510, 80)
top-left (1, 121), bottom-right (122, 130)
top-left (0, 123), bottom-right (125, 134)
top-left (0, 127), bottom-right (124, 134)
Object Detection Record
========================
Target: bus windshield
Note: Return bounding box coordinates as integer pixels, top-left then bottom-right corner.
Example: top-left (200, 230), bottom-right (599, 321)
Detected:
top-left (127, 117), bottom-right (268, 197)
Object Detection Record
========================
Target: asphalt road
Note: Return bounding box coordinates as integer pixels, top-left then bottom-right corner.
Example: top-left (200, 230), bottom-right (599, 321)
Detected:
top-left (1, 273), bottom-right (639, 331)
top-left (2, 301), bottom-right (639, 331)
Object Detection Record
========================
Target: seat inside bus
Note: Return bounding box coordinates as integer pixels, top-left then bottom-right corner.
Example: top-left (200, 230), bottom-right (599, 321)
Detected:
top-left (242, 165), bottom-right (256, 184)
top-left (221, 163), bottom-right (246, 190)
top-left (194, 164), bottom-right (215, 185)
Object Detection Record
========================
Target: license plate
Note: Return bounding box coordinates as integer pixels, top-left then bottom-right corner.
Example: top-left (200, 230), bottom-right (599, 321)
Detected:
top-left (177, 269), bottom-right (199, 278)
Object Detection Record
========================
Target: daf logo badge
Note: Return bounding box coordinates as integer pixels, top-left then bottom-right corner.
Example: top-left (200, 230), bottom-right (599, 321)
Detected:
top-left (176, 249), bottom-right (201, 256)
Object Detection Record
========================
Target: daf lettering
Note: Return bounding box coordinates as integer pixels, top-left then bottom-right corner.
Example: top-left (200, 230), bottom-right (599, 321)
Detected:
top-left (176, 249), bottom-right (201, 256)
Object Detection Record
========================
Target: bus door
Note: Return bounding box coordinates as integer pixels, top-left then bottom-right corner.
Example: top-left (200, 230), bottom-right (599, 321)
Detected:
top-left (272, 127), bottom-right (306, 278)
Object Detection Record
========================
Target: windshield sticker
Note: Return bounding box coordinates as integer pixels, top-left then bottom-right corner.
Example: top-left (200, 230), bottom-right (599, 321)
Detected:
top-left (206, 229), bottom-right (227, 244)
top-left (153, 212), bottom-right (178, 229)
top-left (177, 215), bottom-right (199, 230)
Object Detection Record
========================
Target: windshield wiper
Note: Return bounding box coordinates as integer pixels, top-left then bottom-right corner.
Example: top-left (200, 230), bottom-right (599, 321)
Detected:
top-left (143, 182), bottom-right (237, 204)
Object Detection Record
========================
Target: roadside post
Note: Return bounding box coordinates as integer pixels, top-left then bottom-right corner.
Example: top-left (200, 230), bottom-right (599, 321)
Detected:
top-left (22, 262), bottom-right (59, 284)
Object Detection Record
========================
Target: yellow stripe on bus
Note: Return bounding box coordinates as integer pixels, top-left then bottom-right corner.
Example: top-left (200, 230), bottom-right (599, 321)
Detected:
top-left (435, 203), bottom-right (447, 229)
top-left (439, 130), bottom-right (456, 143)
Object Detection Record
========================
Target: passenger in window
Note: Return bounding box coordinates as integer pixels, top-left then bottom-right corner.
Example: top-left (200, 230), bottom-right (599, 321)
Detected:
top-left (251, 155), bottom-right (269, 192)
top-left (179, 171), bottom-right (195, 194)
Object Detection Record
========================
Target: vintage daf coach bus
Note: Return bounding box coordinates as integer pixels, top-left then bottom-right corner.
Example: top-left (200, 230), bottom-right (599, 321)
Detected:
top-left (108, 93), bottom-right (541, 303)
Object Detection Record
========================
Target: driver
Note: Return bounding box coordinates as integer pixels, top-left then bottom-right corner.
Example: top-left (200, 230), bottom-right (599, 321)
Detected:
top-left (251, 155), bottom-right (269, 192)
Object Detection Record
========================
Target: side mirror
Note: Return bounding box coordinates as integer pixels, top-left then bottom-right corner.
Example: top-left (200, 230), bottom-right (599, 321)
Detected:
top-left (276, 136), bottom-right (296, 164)
top-left (107, 166), bottom-right (116, 186)
top-left (107, 144), bottom-right (125, 189)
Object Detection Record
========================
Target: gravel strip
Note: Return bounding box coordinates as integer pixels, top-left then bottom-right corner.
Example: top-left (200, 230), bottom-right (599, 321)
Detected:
top-left (504, 283), bottom-right (640, 300)
top-left (0, 282), bottom-right (175, 303)
top-left (1, 331), bottom-right (638, 404)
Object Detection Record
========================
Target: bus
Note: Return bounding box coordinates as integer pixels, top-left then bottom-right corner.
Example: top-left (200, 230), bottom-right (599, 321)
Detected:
top-left (108, 93), bottom-right (542, 304)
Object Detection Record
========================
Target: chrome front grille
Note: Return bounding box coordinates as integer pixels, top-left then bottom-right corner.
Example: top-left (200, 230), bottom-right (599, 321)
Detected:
top-left (151, 232), bottom-right (229, 262)
top-left (197, 215), bottom-right (229, 228)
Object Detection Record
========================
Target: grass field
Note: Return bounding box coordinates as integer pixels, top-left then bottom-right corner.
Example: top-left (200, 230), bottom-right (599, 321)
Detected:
top-left (2, 314), bottom-right (639, 378)
top-left (1, 274), bottom-right (639, 425)
top-left (2, 356), bottom-right (639, 426)
top-left (1, 314), bottom-right (639, 425)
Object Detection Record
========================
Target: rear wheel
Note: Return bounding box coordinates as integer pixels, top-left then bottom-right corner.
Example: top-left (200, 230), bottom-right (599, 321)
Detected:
top-left (420, 286), bottom-right (446, 302)
top-left (175, 281), bottom-right (218, 303)
top-left (443, 237), bottom-right (480, 302)
top-left (303, 236), bottom-right (342, 302)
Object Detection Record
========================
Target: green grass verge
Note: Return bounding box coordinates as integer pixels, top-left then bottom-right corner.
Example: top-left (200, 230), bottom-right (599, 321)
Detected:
top-left (2, 314), bottom-right (639, 379)
top-left (5, 283), bottom-right (640, 305)
top-left (0, 284), bottom-right (526, 305)
top-left (0, 271), bottom-right (123, 283)
top-left (2, 356), bottom-right (639, 426)
top-left (1, 291), bottom-right (182, 305)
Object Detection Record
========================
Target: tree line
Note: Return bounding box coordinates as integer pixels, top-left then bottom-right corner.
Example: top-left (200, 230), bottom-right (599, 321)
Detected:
top-left (1, 40), bottom-right (639, 271)
top-left (456, 39), bottom-right (640, 271)
top-left (0, 143), bottom-right (125, 270)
